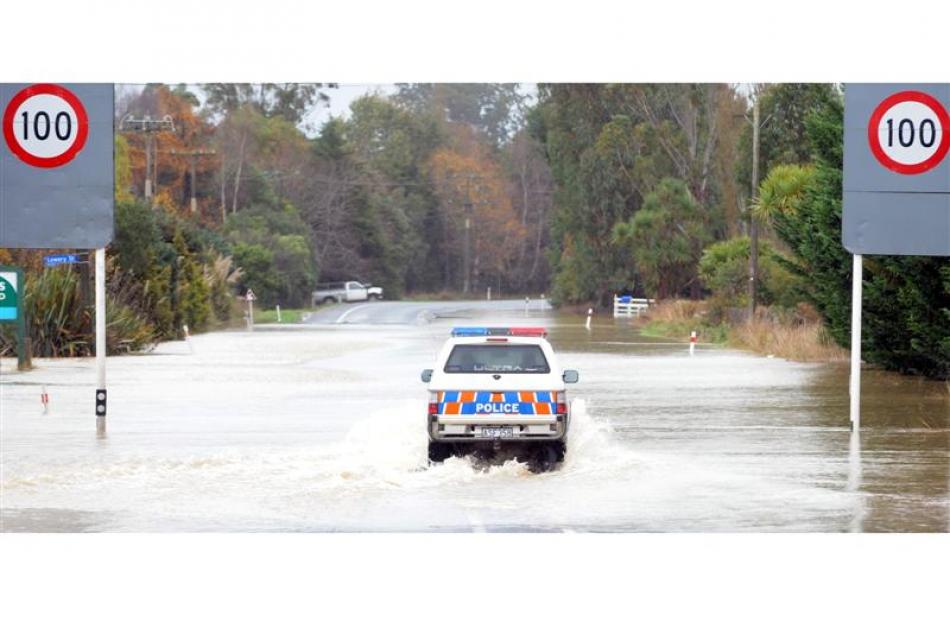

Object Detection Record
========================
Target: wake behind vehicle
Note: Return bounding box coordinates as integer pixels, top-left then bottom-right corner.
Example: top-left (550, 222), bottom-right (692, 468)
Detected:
top-left (421, 326), bottom-right (579, 472)
top-left (311, 280), bottom-right (383, 305)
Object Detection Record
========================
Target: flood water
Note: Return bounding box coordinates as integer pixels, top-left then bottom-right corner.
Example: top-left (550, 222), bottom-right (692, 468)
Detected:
top-left (1, 303), bottom-right (947, 532)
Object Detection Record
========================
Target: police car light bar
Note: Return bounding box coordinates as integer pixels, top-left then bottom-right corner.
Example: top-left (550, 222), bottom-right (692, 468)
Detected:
top-left (451, 327), bottom-right (548, 338)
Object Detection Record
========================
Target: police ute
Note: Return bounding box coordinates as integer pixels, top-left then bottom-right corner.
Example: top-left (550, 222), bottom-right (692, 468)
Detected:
top-left (420, 327), bottom-right (579, 471)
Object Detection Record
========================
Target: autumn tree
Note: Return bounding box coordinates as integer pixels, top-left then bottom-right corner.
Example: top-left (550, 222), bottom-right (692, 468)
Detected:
top-left (118, 84), bottom-right (218, 220)
top-left (429, 137), bottom-right (525, 293)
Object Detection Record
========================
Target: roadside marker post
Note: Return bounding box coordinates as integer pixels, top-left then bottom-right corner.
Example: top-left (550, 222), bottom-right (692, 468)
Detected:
top-left (183, 324), bottom-right (194, 354)
top-left (585, 308), bottom-right (592, 330)
top-left (276, 305), bottom-right (282, 323)
top-left (843, 84), bottom-right (950, 431)
top-left (689, 331), bottom-right (697, 356)
top-left (245, 289), bottom-right (257, 331)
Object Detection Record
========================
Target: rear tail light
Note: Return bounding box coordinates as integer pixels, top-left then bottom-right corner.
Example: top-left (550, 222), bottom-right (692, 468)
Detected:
top-left (556, 391), bottom-right (567, 414)
top-left (428, 392), bottom-right (438, 415)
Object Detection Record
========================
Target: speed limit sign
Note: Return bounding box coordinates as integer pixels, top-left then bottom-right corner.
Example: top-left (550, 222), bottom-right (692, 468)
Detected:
top-left (867, 90), bottom-right (950, 175)
top-left (843, 83), bottom-right (950, 257)
top-left (2, 83), bottom-right (89, 168)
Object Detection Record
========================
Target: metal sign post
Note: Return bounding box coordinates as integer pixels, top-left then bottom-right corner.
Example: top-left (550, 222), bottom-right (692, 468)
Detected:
top-left (95, 249), bottom-right (107, 435)
top-left (848, 255), bottom-right (863, 431)
top-left (843, 83), bottom-right (950, 431)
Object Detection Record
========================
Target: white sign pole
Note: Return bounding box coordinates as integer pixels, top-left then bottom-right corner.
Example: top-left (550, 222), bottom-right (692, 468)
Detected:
top-left (95, 247), bottom-right (107, 435)
top-left (849, 254), bottom-right (863, 431)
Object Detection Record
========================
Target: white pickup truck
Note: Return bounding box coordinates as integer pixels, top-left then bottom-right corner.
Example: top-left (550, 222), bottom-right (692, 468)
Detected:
top-left (311, 281), bottom-right (383, 305)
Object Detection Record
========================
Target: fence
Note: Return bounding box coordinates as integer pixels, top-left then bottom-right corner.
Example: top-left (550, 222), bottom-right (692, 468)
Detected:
top-left (613, 295), bottom-right (654, 317)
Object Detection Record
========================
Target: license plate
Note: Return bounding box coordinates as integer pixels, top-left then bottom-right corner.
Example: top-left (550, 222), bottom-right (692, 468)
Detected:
top-left (480, 426), bottom-right (513, 439)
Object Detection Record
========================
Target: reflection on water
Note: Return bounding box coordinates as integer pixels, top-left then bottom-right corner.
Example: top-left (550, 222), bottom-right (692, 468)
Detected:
top-left (847, 431), bottom-right (865, 532)
top-left (1, 307), bottom-right (947, 532)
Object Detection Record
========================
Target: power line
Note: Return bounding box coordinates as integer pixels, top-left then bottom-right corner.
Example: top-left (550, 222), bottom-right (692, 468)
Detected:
top-left (119, 114), bottom-right (176, 203)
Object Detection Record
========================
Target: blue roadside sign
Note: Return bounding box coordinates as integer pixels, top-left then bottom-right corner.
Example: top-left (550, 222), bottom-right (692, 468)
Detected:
top-left (43, 253), bottom-right (82, 267)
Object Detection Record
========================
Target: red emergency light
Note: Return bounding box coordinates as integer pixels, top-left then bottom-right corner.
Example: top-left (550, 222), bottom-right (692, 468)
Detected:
top-left (508, 327), bottom-right (548, 338)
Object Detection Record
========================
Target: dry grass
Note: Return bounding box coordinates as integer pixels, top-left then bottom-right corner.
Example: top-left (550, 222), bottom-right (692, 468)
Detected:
top-left (640, 299), bottom-right (848, 363)
top-left (730, 316), bottom-right (848, 362)
top-left (645, 299), bottom-right (707, 324)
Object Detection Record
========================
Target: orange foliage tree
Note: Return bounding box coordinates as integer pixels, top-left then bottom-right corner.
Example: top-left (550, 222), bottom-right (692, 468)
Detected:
top-left (120, 85), bottom-right (219, 223)
top-left (428, 130), bottom-right (525, 293)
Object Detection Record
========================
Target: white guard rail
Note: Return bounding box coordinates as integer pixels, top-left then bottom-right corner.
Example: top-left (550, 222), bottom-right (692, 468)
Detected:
top-left (613, 296), bottom-right (654, 317)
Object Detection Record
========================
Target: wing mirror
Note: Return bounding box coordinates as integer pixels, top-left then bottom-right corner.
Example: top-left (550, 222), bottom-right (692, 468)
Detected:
top-left (562, 369), bottom-right (579, 384)
top-left (421, 369), bottom-right (433, 383)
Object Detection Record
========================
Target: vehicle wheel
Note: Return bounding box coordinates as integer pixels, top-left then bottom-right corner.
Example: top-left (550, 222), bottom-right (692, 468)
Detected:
top-left (330, 296), bottom-right (340, 304)
top-left (428, 442), bottom-right (454, 464)
top-left (369, 294), bottom-right (381, 301)
top-left (530, 441), bottom-right (565, 473)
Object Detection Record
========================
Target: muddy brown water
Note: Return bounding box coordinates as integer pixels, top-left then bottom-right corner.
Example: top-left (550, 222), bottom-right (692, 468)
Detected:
top-left (1, 304), bottom-right (947, 532)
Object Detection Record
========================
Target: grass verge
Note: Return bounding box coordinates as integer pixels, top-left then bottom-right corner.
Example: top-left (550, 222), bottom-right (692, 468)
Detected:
top-left (255, 307), bottom-right (313, 324)
top-left (640, 299), bottom-right (847, 362)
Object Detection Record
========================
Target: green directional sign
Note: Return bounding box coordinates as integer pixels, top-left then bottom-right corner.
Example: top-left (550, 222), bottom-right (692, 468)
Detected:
top-left (0, 266), bottom-right (21, 323)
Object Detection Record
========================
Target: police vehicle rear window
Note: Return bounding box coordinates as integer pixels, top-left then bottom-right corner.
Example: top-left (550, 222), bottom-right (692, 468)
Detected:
top-left (444, 345), bottom-right (550, 374)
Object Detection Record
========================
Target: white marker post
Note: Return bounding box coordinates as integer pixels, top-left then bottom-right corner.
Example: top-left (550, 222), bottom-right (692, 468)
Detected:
top-left (849, 254), bottom-right (863, 431)
top-left (245, 289), bottom-right (256, 331)
top-left (276, 304), bottom-right (282, 323)
top-left (689, 330), bottom-right (697, 356)
top-left (585, 307), bottom-right (592, 330)
top-left (95, 248), bottom-right (107, 435)
top-left (183, 323), bottom-right (194, 354)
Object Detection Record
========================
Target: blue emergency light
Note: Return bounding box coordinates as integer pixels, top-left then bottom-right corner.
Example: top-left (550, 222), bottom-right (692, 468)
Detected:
top-left (451, 327), bottom-right (489, 337)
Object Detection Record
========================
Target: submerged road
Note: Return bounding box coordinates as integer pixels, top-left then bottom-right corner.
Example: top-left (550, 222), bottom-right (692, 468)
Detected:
top-left (1, 301), bottom-right (947, 532)
top-left (305, 298), bottom-right (553, 325)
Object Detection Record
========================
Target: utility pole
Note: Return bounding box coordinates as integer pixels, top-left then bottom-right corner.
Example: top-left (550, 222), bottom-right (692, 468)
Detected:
top-left (169, 149), bottom-right (216, 213)
top-left (445, 171), bottom-right (486, 295)
top-left (748, 93), bottom-right (761, 319)
top-left (463, 202), bottom-right (473, 295)
top-left (119, 114), bottom-right (175, 204)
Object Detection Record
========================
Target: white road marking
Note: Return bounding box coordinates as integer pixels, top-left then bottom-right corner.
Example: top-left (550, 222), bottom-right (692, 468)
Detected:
top-left (334, 304), bottom-right (370, 324)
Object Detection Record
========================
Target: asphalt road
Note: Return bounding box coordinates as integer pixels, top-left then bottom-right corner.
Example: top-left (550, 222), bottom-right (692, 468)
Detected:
top-left (305, 298), bottom-right (553, 325)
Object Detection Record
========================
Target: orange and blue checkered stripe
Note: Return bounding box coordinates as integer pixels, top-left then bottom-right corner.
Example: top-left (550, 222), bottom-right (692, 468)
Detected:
top-left (436, 391), bottom-right (557, 415)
